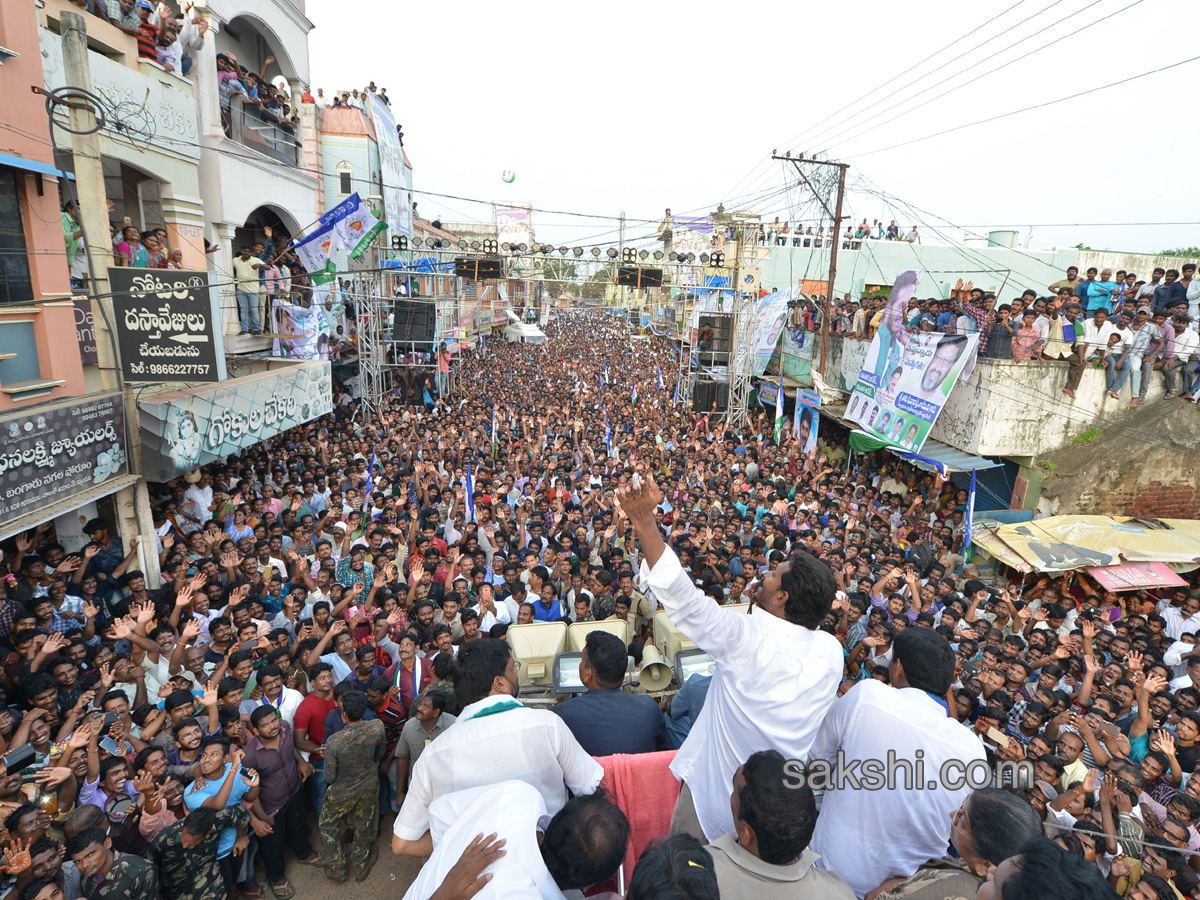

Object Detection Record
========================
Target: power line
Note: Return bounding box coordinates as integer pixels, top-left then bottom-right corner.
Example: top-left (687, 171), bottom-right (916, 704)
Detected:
top-left (850, 53), bottom-right (1200, 158)
top-left (824, 0), bottom-right (1146, 156)
top-left (799, 0), bottom-right (1077, 151)
top-left (719, 0), bottom-right (1035, 208)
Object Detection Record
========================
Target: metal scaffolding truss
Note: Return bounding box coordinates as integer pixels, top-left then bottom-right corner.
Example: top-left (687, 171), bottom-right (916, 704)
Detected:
top-left (727, 291), bottom-right (756, 429)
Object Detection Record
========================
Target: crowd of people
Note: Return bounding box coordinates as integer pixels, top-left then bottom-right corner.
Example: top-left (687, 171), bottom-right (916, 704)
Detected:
top-left (834, 264), bottom-right (1200, 404)
top-left (758, 218), bottom-right (921, 247)
top-left (0, 311), bottom-right (1196, 900)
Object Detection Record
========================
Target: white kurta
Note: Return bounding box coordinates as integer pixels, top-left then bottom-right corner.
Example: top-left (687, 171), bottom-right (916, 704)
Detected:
top-left (402, 781), bottom-right (565, 900)
top-left (393, 695), bottom-right (603, 842)
top-left (642, 546), bottom-right (843, 841)
top-left (809, 680), bottom-right (987, 898)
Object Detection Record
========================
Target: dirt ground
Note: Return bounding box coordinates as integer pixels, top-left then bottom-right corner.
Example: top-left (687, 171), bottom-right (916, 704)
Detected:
top-left (270, 810), bottom-right (425, 899)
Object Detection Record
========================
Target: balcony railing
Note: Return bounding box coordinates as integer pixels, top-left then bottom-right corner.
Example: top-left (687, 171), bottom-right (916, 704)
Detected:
top-left (228, 96), bottom-right (299, 166)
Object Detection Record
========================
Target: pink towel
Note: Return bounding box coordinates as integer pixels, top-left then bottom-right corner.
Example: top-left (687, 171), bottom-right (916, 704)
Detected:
top-left (597, 750), bottom-right (680, 886)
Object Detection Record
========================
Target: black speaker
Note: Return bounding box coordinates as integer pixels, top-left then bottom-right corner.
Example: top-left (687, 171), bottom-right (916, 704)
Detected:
top-left (392, 300), bottom-right (436, 342)
top-left (698, 314), bottom-right (732, 352)
top-left (454, 257), bottom-right (504, 280)
top-left (692, 380), bottom-right (729, 413)
top-left (616, 266), bottom-right (663, 288)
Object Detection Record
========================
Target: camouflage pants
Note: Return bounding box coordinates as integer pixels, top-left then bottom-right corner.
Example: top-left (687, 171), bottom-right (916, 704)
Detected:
top-left (318, 788), bottom-right (378, 876)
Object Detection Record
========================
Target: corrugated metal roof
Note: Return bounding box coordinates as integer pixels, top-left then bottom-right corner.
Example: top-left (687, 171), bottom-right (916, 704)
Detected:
top-left (888, 438), bottom-right (1003, 474)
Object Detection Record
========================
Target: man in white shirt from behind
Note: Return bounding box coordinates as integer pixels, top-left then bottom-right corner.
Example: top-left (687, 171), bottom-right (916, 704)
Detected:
top-left (618, 471), bottom-right (843, 843)
top-left (400, 781), bottom-right (628, 900)
top-left (809, 627), bottom-right (987, 898)
top-left (392, 638), bottom-right (603, 858)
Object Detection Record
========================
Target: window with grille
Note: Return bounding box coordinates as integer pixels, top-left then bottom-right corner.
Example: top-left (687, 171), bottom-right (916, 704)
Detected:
top-left (0, 168), bottom-right (34, 307)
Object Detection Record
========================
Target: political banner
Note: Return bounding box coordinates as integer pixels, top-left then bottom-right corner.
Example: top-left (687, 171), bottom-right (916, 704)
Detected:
top-left (844, 270), bottom-right (976, 454)
top-left (368, 93), bottom-right (411, 237)
top-left (271, 298), bottom-right (331, 361)
top-left (795, 404), bottom-right (819, 456)
top-left (496, 206), bottom-right (532, 249)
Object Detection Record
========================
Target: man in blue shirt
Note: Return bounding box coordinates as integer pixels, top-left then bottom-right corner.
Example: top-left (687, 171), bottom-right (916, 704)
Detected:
top-left (1085, 268), bottom-right (1119, 313)
top-left (183, 737), bottom-right (257, 898)
top-left (552, 631), bottom-right (667, 756)
top-left (532, 582), bottom-right (565, 621)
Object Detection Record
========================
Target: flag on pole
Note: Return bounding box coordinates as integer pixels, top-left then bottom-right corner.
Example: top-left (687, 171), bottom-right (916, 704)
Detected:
top-left (331, 192), bottom-right (388, 259)
top-left (673, 374), bottom-right (680, 407)
top-left (656, 363), bottom-right (664, 391)
top-left (604, 410), bottom-right (612, 456)
top-left (490, 406), bottom-right (498, 456)
top-left (465, 463), bottom-right (476, 524)
top-left (604, 361), bottom-right (610, 385)
top-left (631, 379), bottom-right (638, 410)
top-left (774, 372), bottom-right (786, 445)
top-left (362, 451), bottom-right (377, 515)
top-left (293, 220), bottom-right (339, 285)
top-left (963, 468), bottom-right (977, 558)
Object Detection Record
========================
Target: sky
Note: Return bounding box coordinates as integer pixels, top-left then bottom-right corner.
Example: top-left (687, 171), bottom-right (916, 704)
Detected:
top-left (307, 0), bottom-right (1199, 257)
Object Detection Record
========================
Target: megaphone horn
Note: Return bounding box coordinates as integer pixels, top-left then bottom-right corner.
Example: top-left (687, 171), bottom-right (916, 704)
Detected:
top-left (638, 644), bottom-right (673, 691)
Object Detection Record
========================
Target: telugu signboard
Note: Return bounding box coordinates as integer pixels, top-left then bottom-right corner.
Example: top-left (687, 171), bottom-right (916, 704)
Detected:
top-left (844, 270), bottom-right (977, 454)
top-left (0, 392), bottom-right (128, 529)
top-left (137, 361), bottom-right (333, 481)
top-left (108, 269), bottom-right (219, 382)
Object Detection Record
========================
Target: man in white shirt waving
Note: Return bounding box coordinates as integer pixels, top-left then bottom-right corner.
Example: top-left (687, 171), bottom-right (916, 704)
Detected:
top-left (617, 470), bottom-right (843, 843)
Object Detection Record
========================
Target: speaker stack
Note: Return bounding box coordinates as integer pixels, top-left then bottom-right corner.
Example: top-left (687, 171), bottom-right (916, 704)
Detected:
top-left (392, 300), bottom-right (436, 343)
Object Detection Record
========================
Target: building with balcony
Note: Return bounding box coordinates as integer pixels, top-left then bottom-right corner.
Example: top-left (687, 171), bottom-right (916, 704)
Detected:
top-left (193, 0), bottom-right (323, 353)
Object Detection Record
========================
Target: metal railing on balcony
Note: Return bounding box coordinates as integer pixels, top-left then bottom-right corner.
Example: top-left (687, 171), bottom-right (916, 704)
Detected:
top-left (227, 96), bottom-right (299, 166)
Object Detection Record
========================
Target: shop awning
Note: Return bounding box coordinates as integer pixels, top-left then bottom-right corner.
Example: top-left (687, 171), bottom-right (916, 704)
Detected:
top-left (0, 152), bottom-right (75, 181)
top-left (849, 430), bottom-right (1002, 475)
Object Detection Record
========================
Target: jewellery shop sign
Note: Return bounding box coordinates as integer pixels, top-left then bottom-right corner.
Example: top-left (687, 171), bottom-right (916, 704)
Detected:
top-left (109, 269), bottom-right (219, 383)
top-left (0, 392), bottom-right (128, 529)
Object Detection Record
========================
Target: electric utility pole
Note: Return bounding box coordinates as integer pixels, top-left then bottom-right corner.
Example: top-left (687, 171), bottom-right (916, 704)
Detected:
top-left (772, 154), bottom-right (848, 377)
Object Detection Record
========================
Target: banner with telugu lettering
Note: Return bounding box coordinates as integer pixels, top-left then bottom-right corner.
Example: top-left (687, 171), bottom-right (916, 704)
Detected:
top-left (0, 392), bottom-right (128, 530)
top-left (137, 361), bottom-right (333, 481)
top-left (843, 270), bottom-right (976, 454)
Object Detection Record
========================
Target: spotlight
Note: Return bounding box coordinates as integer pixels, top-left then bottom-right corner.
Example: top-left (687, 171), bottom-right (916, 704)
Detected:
top-left (590, 247), bottom-right (601, 257)
top-left (482, 239), bottom-right (497, 254)
top-left (668, 251), bottom-right (678, 261)
top-left (502, 242), bottom-right (512, 251)
top-left (518, 242), bottom-right (528, 252)
top-left (573, 247), bottom-right (584, 257)
top-left (638, 250), bottom-right (649, 260)
top-left (711, 252), bottom-right (724, 267)
top-left (653, 251), bottom-right (663, 260)
top-left (700, 253), bottom-right (710, 264)
top-left (458, 240), bottom-right (468, 250)
top-left (471, 240), bottom-right (481, 250)
top-left (686, 253), bottom-right (696, 263)
top-left (559, 246), bottom-right (569, 255)
top-left (606, 248), bottom-right (618, 258)
top-left (622, 248), bottom-right (636, 263)
top-left (391, 235), bottom-right (407, 251)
